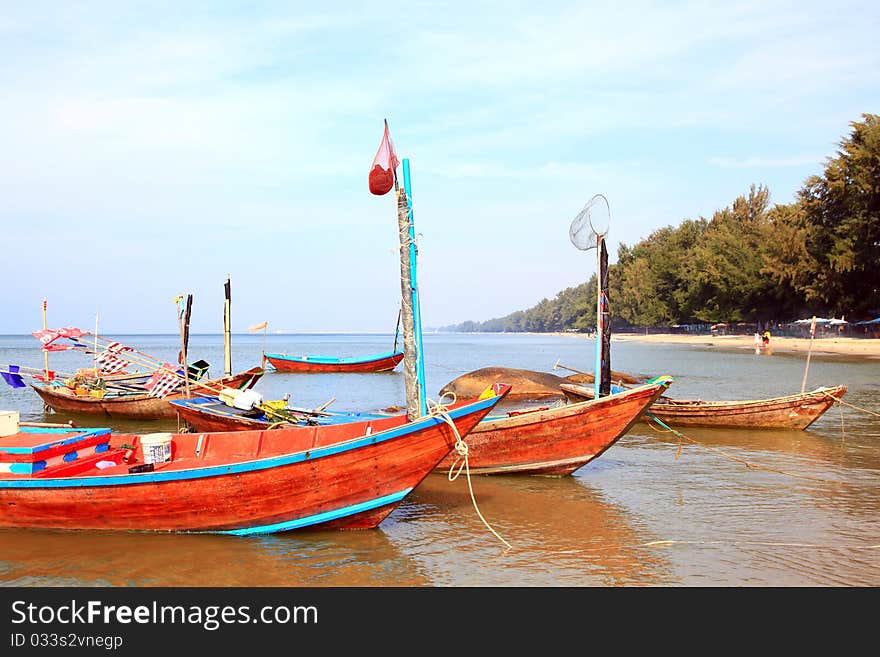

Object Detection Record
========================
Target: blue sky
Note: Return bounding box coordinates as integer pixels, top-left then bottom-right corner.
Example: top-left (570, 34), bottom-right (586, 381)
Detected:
top-left (1, 1), bottom-right (878, 334)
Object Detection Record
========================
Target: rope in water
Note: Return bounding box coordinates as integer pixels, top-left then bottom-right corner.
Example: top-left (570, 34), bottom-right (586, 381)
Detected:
top-left (645, 413), bottom-right (847, 485)
top-left (823, 391), bottom-right (880, 418)
top-left (427, 393), bottom-right (512, 550)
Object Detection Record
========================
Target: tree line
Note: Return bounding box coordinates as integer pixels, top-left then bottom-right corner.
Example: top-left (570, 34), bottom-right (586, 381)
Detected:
top-left (442, 114), bottom-right (880, 333)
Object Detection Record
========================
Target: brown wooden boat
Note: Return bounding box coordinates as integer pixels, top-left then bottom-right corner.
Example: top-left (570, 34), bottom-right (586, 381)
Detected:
top-left (560, 382), bottom-right (847, 430)
top-left (31, 367), bottom-right (264, 420)
top-left (433, 376), bottom-right (673, 476)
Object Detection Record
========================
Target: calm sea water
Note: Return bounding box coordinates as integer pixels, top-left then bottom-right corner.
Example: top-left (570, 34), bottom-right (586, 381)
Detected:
top-left (0, 332), bottom-right (878, 586)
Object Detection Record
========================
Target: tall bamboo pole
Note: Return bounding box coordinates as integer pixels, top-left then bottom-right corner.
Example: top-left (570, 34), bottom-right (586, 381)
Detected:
top-left (402, 159), bottom-right (427, 416)
top-left (42, 299), bottom-right (49, 380)
top-left (396, 185), bottom-right (421, 420)
top-left (223, 276), bottom-right (232, 377)
top-left (594, 235), bottom-right (602, 400)
top-left (801, 315), bottom-right (817, 393)
top-left (93, 312), bottom-right (99, 376)
top-left (176, 295), bottom-right (192, 399)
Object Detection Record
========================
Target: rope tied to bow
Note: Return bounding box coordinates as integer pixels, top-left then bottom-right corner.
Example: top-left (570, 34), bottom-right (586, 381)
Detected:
top-left (823, 390), bottom-right (880, 418)
top-left (645, 412), bottom-right (847, 485)
top-left (426, 393), bottom-right (512, 550)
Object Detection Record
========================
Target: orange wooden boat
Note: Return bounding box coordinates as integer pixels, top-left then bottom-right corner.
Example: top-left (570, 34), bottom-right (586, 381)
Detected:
top-left (263, 350), bottom-right (404, 373)
top-left (31, 367), bottom-right (264, 420)
top-left (434, 376), bottom-right (673, 476)
top-left (560, 382), bottom-right (847, 430)
top-left (0, 384), bottom-right (510, 533)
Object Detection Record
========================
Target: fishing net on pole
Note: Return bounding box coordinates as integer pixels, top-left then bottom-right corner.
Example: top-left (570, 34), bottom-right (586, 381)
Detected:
top-left (570, 194), bottom-right (612, 396)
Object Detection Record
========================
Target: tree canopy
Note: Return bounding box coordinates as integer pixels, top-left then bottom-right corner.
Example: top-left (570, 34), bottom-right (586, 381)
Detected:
top-left (442, 114), bottom-right (880, 332)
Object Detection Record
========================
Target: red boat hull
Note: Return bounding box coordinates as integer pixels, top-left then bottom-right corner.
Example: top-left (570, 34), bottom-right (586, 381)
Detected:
top-left (561, 383), bottom-right (847, 430)
top-left (434, 378), bottom-right (672, 476)
top-left (174, 406), bottom-right (272, 432)
top-left (31, 367), bottom-right (264, 420)
top-left (264, 352), bottom-right (404, 373)
top-left (0, 389), bottom-right (508, 533)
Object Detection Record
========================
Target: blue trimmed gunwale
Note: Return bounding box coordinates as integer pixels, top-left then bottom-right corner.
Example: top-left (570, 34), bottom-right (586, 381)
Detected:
top-left (214, 488), bottom-right (412, 535)
top-left (0, 393), bottom-right (499, 489)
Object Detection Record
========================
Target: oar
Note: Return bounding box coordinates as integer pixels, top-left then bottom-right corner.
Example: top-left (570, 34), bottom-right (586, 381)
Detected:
top-left (315, 397), bottom-right (336, 412)
top-left (553, 359), bottom-right (646, 386)
top-left (552, 359), bottom-right (591, 377)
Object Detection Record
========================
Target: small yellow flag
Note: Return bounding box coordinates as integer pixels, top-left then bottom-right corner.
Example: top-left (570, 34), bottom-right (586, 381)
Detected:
top-left (248, 321), bottom-right (268, 333)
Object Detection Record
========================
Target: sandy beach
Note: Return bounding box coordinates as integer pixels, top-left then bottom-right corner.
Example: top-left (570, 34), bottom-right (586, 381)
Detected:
top-left (598, 332), bottom-right (880, 359)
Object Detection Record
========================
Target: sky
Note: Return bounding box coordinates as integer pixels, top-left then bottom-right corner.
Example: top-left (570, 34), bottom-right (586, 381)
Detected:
top-left (1, 1), bottom-right (878, 334)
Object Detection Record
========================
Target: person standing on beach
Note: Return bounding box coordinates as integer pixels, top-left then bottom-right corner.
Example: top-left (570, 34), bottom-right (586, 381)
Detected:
top-left (762, 330), bottom-right (772, 354)
top-left (754, 331), bottom-right (762, 353)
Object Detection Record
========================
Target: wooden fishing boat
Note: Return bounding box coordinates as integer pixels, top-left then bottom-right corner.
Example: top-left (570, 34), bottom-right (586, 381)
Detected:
top-left (31, 367), bottom-right (264, 420)
top-left (0, 384), bottom-right (510, 533)
top-left (263, 350), bottom-right (404, 373)
top-left (559, 382), bottom-right (847, 430)
top-left (434, 376), bottom-right (673, 476)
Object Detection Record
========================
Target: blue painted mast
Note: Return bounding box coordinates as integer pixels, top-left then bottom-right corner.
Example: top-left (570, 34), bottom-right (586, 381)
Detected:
top-left (402, 159), bottom-right (427, 416)
top-left (594, 233), bottom-right (603, 400)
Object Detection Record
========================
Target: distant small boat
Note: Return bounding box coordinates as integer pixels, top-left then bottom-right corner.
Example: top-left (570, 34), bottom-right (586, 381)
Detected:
top-left (560, 382), bottom-right (847, 430)
top-left (264, 350), bottom-right (404, 373)
top-left (0, 385), bottom-right (510, 533)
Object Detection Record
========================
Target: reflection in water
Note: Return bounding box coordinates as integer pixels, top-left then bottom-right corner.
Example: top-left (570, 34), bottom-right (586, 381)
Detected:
top-left (390, 474), bottom-right (671, 586)
top-left (0, 528), bottom-right (429, 587)
top-left (580, 427), bottom-right (880, 586)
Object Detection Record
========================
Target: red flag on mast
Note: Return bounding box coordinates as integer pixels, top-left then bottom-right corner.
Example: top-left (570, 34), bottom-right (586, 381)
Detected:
top-left (369, 120), bottom-right (399, 195)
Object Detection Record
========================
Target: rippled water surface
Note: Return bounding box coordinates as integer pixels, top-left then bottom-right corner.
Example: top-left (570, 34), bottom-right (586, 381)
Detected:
top-left (1, 332), bottom-right (878, 586)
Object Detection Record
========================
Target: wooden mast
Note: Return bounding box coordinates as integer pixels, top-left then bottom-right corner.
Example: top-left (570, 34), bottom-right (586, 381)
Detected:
top-left (176, 295), bottom-right (192, 399)
top-left (42, 299), bottom-right (49, 380)
top-left (594, 233), bottom-right (603, 400)
top-left (402, 159), bottom-right (427, 416)
top-left (396, 178), bottom-right (421, 420)
top-left (223, 276), bottom-right (232, 377)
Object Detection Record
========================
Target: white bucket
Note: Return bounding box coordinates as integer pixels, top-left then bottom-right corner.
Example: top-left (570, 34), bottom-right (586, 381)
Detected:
top-left (140, 433), bottom-right (173, 464)
top-left (231, 388), bottom-right (263, 411)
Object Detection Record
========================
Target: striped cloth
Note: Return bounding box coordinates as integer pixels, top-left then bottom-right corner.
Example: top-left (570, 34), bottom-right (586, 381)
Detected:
top-left (95, 351), bottom-right (128, 374)
top-left (145, 368), bottom-right (182, 398)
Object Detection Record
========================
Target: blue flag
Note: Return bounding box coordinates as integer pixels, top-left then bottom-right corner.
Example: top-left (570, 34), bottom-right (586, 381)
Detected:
top-left (1, 365), bottom-right (26, 388)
